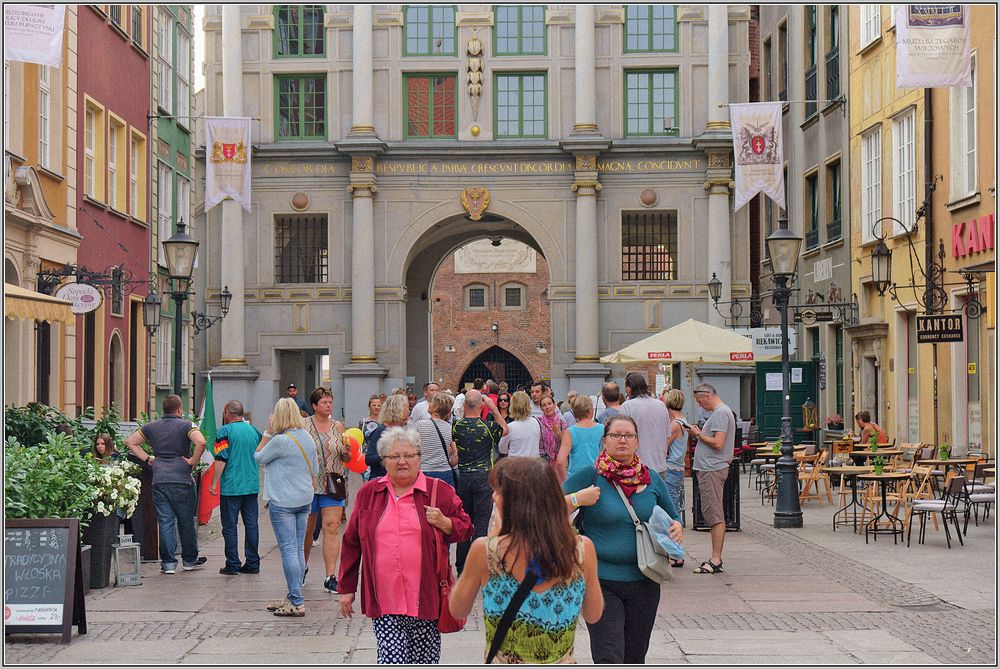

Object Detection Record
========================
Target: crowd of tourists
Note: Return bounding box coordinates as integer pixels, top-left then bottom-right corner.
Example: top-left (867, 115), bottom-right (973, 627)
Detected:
top-left (127, 373), bottom-right (738, 664)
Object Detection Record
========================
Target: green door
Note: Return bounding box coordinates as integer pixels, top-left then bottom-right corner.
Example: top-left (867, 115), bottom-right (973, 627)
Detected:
top-left (754, 361), bottom-right (818, 444)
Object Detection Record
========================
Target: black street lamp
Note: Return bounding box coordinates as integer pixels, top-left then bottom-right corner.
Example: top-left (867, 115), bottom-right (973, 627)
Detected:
top-left (871, 238), bottom-right (892, 296)
top-left (161, 220), bottom-right (200, 396)
top-left (765, 216), bottom-right (803, 529)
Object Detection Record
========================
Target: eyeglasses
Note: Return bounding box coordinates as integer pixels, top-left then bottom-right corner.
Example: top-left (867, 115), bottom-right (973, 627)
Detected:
top-left (607, 432), bottom-right (638, 442)
top-left (383, 453), bottom-right (420, 462)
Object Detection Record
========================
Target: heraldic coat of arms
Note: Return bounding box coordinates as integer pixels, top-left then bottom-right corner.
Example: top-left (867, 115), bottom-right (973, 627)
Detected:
top-left (209, 141), bottom-right (249, 164)
top-left (737, 123), bottom-right (778, 166)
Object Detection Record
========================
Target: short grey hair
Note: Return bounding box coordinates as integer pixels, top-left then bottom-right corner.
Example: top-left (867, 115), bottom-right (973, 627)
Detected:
top-left (692, 383), bottom-right (717, 396)
top-left (377, 426), bottom-right (421, 458)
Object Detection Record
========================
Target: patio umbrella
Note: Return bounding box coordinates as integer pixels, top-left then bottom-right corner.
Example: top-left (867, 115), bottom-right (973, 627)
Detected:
top-left (600, 318), bottom-right (760, 365)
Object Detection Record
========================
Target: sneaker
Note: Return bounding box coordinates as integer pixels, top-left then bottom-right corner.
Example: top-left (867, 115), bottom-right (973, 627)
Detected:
top-left (161, 566), bottom-right (176, 575)
top-left (311, 539), bottom-right (320, 547)
top-left (219, 566), bottom-right (240, 575)
top-left (266, 598), bottom-right (288, 611)
top-left (238, 565), bottom-right (259, 574)
top-left (301, 565), bottom-right (309, 585)
top-left (272, 601), bottom-right (305, 617)
top-left (323, 576), bottom-right (338, 593)
top-left (183, 556), bottom-right (208, 571)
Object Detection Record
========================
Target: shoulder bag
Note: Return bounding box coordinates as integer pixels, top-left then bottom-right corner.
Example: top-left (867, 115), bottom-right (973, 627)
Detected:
top-left (310, 418), bottom-right (347, 501)
top-left (429, 478), bottom-right (466, 633)
top-left (430, 419), bottom-right (459, 487)
top-left (611, 481), bottom-right (673, 584)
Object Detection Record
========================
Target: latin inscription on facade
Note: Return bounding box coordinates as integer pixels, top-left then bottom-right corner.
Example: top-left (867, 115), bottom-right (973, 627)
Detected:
top-left (261, 158), bottom-right (703, 178)
top-left (454, 240), bottom-right (536, 274)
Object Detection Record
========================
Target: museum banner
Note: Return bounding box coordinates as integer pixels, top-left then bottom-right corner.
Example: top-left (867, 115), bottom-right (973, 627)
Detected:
top-left (895, 5), bottom-right (972, 88)
top-left (730, 102), bottom-right (784, 211)
top-left (205, 117), bottom-right (252, 212)
top-left (3, 4), bottom-right (65, 67)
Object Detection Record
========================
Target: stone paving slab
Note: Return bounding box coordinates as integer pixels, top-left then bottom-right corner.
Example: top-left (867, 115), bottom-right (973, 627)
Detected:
top-left (47, 638), bottom-right (199, 664)
top-left (686, 654), bottom-right (859, 664)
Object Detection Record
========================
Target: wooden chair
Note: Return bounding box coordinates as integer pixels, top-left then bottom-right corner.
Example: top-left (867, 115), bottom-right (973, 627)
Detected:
top-left (799, 450), bottom-right (833, 505)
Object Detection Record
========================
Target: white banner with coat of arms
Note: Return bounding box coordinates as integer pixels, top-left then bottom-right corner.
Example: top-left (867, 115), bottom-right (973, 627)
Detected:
top-left (205, 117), bottom-right (252, 212)
top-left (896, 5), bottom-right (971, 88)
top-left (3, 4), bottom-right (66, 67)
top-left (730, 102), bottom-right (784, 211)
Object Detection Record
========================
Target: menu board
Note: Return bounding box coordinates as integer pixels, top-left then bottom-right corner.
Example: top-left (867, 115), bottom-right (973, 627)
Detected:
top-left (4, 519), bottom-right (86, 643)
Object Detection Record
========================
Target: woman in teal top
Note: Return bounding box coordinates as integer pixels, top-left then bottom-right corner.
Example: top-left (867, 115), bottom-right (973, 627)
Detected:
top-left (556, 394), bottom-right (605, 479)
top-left (563, 415), bottom-right (683, 664)
top-left (450, 457), bottom-right (603, 664)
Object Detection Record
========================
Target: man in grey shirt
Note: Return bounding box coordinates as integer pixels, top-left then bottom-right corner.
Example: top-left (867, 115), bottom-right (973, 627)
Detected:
top-left (685, 383), bottom-right (735, 575)
top-left (126, 394), bottom-right (208, 575)
top-left (619, 372), bottom-right (670, 477)
top-left (595, 381), bottom-right (623, 424)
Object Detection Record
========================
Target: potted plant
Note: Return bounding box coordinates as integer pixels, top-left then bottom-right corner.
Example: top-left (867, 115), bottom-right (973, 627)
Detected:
top-left (83, 459), bottom-right (142, 588)
top-left (938, 442), bottom-right (951, 460)
top-left (825, 414), bottom-right (844, 431)
top-left (771, 439), bottom-right (781, 454)
top-left (869, 433), bottom-right (879, 452)
top-left (872, 456), bottom-right (886, 475)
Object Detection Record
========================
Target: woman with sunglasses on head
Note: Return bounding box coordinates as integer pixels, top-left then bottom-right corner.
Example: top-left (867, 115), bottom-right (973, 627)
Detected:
top-left (359, 395), bottom-right (382, 438)
top-left (563, 415), bottom-right (683, 664)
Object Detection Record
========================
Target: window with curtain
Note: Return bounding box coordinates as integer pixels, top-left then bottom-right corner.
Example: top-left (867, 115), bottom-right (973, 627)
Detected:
top-left (404, 5), bottom-right (456, 56)
top-left (157, 8), bottom-right (173, 113)
top-left (949, 54), bottom-right (977, 199)
top-left (275, 75), bottom-right (326, 140)
top-left (624, 5), bottom-right (677, 52)
top-left (625, 69), bottom-right (678, 136)
top-left (275, 5), bottom-right (325, 57)
top-left (404, 74), bottom-right (456, 138)
top-left (494, 5), bottom-right (545, 55)
top-left (860, 5), bottom-right (880, 48)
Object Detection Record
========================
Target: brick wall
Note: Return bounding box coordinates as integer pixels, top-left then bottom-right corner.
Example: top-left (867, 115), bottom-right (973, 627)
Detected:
top-left (430, 252), bottom-right (551, 392)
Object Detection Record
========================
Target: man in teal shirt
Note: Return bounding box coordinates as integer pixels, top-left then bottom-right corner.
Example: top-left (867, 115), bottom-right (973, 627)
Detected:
top-left (210, 400), bottom-right (262, 575)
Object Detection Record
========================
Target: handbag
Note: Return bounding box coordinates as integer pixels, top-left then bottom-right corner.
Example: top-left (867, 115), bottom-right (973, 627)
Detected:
top-left (430, 419), bottom-right (459, 487)
top-left (429, 478), bottom-right (466, 633)
top-left (311, 418), bottom-right (348, 501)
top-left (611, 481), bottom-right (673, 584)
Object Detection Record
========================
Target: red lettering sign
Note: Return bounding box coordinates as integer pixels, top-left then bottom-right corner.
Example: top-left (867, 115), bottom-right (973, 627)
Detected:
top-left (953, 221), bottom-right (966, 257)
top-left (647, 352), bottom-right (672, 360)
top-left (730, 352), bottom-right (754, 361)
top-left (952, 214), bottom-right (996, 258)
top-left (978, 214), bottom-right (995, 253)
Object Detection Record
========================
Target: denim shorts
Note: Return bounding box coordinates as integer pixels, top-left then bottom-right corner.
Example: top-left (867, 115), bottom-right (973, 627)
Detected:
top-left (311, 493), bottom-right (346, 514)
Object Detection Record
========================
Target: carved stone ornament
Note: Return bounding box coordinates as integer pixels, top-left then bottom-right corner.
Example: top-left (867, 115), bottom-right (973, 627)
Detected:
top-left (461, 187), bottom-right (490, 221)
top-left (467, 30), bottom-right (484, 122)
top-left (639, 189), bottom-right (658, 207)
top-left (352, 156), bottom-right (373, 173)
top-left (575, 155), bottom-right (597, 171)
top-left (708, 151), bottom-right (732, 168)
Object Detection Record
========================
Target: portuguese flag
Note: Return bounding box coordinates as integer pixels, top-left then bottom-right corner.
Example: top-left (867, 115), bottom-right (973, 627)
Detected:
top-left (197, 373), bottom-right (220, 525)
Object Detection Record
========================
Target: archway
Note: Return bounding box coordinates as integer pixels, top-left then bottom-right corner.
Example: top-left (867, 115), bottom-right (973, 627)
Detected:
top-left (458, 346), bottom-right (533, 392)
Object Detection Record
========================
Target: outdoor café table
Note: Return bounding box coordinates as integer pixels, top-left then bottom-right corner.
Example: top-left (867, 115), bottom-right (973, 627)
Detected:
top-left (755, 448), bottom-right (808, 502)
top-left (918, 457), bottom-right (981, 475)
top-left (984, 467), bottom-right (996, 477)
top-left (856, 472), bottom-right (912, 544)
top-left (849, 449), bottom-right (903, 466)
top-left (825, 465), bottom-right (875, 532)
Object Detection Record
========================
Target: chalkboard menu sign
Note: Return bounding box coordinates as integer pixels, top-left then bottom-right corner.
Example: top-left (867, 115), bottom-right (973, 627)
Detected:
top-left (4, 519), bottom-right (87, 643)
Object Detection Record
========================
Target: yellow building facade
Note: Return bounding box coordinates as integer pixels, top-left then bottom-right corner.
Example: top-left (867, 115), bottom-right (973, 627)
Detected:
top-left (848, 5), bottom-right (995, 455)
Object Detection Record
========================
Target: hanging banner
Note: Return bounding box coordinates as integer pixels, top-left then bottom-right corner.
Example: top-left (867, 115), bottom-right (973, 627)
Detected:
top-left (730, 102), bottom-right (785, 211)
top-left (896, 5), bottom-right (972, 88)
top-left (3, 4), bottom-right (65, 67)
top-left (205, 117), bottom-right (252, 212)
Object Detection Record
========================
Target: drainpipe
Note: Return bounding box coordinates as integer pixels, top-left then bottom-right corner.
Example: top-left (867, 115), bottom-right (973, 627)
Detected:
top-left (923, 87), bottom-right (939, 447)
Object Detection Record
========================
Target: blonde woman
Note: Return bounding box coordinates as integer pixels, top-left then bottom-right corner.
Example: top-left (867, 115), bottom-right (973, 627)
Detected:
top-left (417, 392), bottom-right (458, 486)
top-left (498, 391), bottom-right (541, 458)
top-left (254, 397), bottom-right (318, 617)
top-left (363, 393), bottom-right (411, 480)
top-left (557, 394), bottom-right (604, 477)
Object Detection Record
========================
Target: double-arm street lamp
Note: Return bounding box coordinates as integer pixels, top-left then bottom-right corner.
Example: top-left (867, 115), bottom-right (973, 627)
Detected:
top-left (142, 220), bottom-right (231, 396)
top-left (766, 216), bottom-right (804, 529)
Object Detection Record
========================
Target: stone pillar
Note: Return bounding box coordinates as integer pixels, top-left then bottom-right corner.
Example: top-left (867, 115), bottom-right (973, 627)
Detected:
top-left (219, 5), bottom-right (246, 365)
top-left (348, 158), bottom-right (377, 363)
top-left (703, 4), bottom-right (733, 327)
top-left (572, 4), bottom-right (597, 136)
top-left (350, 5), bottom-right (375, 137)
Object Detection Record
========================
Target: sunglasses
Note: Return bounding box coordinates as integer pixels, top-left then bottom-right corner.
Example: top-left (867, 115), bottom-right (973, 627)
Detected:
top-left (498, 397), bottom-right (510, 403)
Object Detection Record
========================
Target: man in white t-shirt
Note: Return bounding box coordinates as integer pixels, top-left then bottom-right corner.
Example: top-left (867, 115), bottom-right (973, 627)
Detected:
top-left (409, 381), bottom-right (439, 423)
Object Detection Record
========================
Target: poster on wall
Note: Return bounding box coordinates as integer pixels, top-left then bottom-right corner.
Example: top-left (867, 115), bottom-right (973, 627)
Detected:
top-left (895, 5), bottom-right (972, 88)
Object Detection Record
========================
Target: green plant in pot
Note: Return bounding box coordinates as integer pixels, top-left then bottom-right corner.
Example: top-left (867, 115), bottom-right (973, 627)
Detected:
top-left (772, 439), bottom-right (781, 454)
top-left (869, 433), bottom-right (879, 452)
top-left (872, 456), bottom-right (886, 475)
top-left (4, 432), bottom-right (100, 524)
top-left (938, 442), bottom-right (951, 460)
top-left (84, 458), bottom-right (142, 588)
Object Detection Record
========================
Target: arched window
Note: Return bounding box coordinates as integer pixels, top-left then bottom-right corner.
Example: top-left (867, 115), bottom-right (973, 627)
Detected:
top-left (465, 283), bottom-right (488, 310)
top-left (500, 282), bottom-right (526, 310)
top-left (274, 5), bottom-right (325, 58)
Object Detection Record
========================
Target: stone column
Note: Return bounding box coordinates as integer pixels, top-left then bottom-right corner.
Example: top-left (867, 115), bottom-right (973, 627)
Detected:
top-left (350, 4), bottom-right (375, 136)
top-left (704, 4), bottom-right (733, 326)
top-left (572, 4), bottom-right (597, 135)
top-left (573, 156), bottom-right (600, 362)
top-left (348, 158), bottom-right (377, 363)
top-left (219, 5), bottom-right (246, 365)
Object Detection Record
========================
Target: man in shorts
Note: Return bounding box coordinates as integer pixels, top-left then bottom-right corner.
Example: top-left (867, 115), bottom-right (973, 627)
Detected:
top-left (685, 383), bottom-right (735, 574)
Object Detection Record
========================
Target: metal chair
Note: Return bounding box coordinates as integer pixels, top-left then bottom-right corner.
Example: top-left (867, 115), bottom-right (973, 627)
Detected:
top-left (908, 475), bottom-right (966, 549)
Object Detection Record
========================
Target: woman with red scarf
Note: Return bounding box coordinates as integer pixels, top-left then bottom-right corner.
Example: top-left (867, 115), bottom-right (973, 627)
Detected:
top-left (563, 415), bottom-right (683, 664)
top-left (538, 396), bottom-right (568, 480)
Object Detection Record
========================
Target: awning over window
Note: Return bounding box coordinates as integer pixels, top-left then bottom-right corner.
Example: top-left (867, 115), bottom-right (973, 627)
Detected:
top-left (4, 283), bottom-right (74, 325)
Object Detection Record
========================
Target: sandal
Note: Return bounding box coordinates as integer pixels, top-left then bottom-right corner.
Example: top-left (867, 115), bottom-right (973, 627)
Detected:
top-left (692, 560), bottom-right (723, 574)
top-left (266, 598), bottom-right (288, 611)
top-left (670, 559), bottom-right (685, 568)
top-left (272, 601), bottom-right (305, 617)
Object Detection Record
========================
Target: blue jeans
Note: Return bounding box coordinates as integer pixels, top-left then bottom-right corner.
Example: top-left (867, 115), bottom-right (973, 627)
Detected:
top-left (268, 502), bottom-right (310, 606)
top-left (220, 494), bottom-right (260, 570)
top-left (662, 469), bottom-right (686, 527)
top-left (152, 483), bottom-right (199, 570)
top-left (423, 470), bottom-right (455, 488)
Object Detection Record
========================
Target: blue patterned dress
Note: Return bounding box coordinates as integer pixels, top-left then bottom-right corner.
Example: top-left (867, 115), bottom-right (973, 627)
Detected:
top-left (482, 536), bottom-right (586, 664)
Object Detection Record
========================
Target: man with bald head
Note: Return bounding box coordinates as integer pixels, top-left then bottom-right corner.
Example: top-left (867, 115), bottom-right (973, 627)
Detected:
top-left (210, 400), bottom-right (262, 575)
top-left (451, 389), bottom-right (508, 574)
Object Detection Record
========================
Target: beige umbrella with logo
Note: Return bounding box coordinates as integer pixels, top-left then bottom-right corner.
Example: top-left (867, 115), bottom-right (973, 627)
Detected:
top-left (600, 318), bottom-right (759, 365)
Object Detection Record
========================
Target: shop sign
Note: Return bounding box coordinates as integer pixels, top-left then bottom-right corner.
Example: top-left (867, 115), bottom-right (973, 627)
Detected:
top-left (733, 326), bottom-right (798, 358)
top-left (53, 283), bottom-right (102, 314)
top-left (916, 314), bottom-right (963, 343)
top-left (952, 214), bottom-right (994, 258)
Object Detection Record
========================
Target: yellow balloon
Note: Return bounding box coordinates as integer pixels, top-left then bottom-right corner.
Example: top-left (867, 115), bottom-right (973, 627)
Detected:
top-left (344, 427), bottom-right (364, 445)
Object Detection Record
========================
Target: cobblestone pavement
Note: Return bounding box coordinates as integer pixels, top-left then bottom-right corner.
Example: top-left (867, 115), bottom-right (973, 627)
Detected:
top-left (5, 476), bottom-right (996, 665)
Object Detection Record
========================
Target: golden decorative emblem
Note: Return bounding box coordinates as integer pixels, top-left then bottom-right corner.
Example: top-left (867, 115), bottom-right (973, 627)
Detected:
top-left (352, 156), bottom-right (373, 173)
top-left (460, 187), bottom-right (490, 221)
top-left (209, 141), bottom-right (248, 164)
top-left (575, 155), bottom-right (597, 171)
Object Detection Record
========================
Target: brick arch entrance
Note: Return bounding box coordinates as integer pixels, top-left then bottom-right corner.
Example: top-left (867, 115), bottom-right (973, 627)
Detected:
top-left (458, 346), bottom-right (534, 392)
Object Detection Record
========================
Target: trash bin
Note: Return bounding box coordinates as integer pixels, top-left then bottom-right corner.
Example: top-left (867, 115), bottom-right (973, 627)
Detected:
top-left (691, 459), bottom-right (741, 531)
